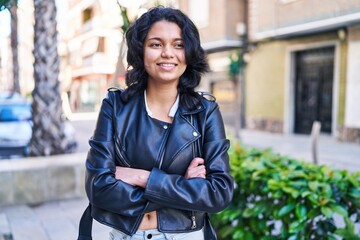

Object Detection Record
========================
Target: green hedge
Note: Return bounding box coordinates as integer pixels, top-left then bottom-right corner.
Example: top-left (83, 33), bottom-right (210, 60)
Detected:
top-left (212, 143), bottom-right (360, 240)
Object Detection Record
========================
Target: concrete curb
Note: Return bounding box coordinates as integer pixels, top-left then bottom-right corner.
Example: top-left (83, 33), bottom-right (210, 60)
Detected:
top-left (0, 153), bottom-right (87, 207)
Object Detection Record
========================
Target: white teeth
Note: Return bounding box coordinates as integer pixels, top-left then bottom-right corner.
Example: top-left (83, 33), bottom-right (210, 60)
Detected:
top-left (160, 63), bottom-right (175, 67)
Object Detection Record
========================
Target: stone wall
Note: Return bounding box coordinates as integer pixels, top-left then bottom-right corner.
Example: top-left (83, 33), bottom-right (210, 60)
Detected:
top-left (0, 153), bottom-right (87, 206)
top-left (337, 127), bottom-right (360, 144)
top-left (246, 117), bottom-right (284, 133)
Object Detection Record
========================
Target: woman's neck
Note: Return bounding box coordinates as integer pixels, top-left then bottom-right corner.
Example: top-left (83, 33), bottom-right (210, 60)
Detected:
top-left (147, 85), bottom-right (177, 103)
top-left (145, 85), bottom-right (178, 123)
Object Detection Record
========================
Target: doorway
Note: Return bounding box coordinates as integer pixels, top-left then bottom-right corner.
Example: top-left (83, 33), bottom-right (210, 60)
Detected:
top-left (294, 46), bottom-right (335, 134)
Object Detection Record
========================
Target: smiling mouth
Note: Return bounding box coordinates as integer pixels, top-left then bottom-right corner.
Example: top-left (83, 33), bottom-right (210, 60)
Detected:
top-left (157, 63), bottom-right (178, 71)
top-left (157, 63), bottom-right (177, 67)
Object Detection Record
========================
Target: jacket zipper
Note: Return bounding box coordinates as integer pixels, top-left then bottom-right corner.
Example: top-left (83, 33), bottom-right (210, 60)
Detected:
top-left (114, 139), bottom-right (131, 167)
top-left (157, 125), bottom-right (171, 169)
top-left (190, 115), bottom-right (196, 158)
top-left (191, 213), bottom-right (197, 229)
top-left (133, 123), bottom-right (171, 234)
top-left (190, 115), bottom-right (197, 229)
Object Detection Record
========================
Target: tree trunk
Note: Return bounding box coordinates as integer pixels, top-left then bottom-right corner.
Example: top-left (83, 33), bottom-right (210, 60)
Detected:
top-left (9, 0), bottom-right (20, 93)
top-left (30, 0), bottom-right (72, 156)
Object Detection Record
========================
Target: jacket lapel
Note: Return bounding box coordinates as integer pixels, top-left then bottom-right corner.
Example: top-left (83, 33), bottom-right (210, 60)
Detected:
top-left (161, 102), bottom-right (205, 170)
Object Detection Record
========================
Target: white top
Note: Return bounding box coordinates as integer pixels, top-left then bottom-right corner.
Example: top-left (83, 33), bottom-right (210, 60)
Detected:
top-left (144, 90), bottom-right (179, 118)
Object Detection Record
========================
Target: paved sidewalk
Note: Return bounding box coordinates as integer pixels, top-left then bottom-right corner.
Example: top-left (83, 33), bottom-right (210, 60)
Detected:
top-left (1, 129), bottom-right (359, 240)
top-left (238, 129), bottom-right (360, 172)
top-left (0, 198), bottom-right (110, 240)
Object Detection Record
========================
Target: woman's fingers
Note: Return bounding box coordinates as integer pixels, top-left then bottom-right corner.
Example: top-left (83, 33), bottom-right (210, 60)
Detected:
top-left (190, 157), bottom-right (205, 166)
top-left (185, 158), bottom-right (206, 179)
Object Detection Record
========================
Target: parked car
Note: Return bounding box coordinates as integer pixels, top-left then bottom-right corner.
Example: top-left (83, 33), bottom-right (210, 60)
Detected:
top-left (0, 99), bottom-right (32, 158)
top-left (0, 96), bottom-right (77, 159)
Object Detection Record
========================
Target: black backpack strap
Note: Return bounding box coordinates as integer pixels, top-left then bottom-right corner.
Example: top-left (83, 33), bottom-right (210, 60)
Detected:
top-left (204, 213), bottom-right (217, 240)
top-left (77, 203), bottom-right (93, 240)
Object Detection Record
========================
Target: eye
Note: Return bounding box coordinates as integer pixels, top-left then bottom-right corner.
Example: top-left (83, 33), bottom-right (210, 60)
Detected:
top-left (150, 43), bottom-right (162, 48)
top-left (174, 42), bottom-right (184, 49)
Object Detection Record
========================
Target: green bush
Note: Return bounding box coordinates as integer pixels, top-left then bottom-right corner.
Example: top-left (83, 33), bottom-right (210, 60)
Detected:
top-left (212, 143), bottom-right (360, 240)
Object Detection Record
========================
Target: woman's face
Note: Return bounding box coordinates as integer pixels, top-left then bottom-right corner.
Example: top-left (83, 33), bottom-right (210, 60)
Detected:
top-left (144, 20), bottom-right (187, 86)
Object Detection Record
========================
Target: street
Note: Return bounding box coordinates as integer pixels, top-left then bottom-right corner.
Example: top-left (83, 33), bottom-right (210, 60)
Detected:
top-left (70, 118), bottom-right (96, 153)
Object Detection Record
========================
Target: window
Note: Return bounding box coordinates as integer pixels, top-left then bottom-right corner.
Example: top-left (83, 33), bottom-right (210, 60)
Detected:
top-left (83, 7), bottom-right (93, 23)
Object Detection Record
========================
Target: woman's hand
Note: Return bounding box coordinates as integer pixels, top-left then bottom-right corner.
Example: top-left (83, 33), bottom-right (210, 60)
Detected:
top-left (115, 157), bottom-right (206, 187)
top-left (184, 157), bottom-right (206, 179)
top-left (115, 166), bottom-right (150, 188)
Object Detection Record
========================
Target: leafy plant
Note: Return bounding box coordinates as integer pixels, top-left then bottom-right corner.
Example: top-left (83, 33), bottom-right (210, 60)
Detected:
top-left (212, 143), bottom-right (360, 239)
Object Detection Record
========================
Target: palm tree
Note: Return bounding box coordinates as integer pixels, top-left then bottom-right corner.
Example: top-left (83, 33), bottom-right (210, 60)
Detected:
top-left (1, 0), bottom-right (76, 155)
top-left (9, 0), bottom-right (19, 93)
top-left (0, 0), bottom-right (20, 93)
top-left (30, 0), bottom-right (75, 156)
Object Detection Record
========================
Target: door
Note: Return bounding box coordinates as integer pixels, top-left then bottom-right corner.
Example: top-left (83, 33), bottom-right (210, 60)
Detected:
top-left (294, 46), bottom-right (334, 134)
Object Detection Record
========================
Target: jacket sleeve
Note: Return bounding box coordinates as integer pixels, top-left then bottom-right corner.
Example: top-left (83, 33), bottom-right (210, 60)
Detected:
top-left (143, 102), bottom-right (234, 213)
top-left (85, 91), bottom-right (154, 216)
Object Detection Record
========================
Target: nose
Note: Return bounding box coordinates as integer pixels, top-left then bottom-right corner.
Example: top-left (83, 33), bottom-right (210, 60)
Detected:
top-left (161, 45), bottom-right (174, 58)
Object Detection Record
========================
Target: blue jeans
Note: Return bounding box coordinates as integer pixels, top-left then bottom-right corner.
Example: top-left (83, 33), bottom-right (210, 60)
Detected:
top-left (109, 228), bottom-right (204, 240)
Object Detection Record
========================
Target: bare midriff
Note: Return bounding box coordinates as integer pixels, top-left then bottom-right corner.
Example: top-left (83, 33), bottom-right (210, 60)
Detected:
top-left (138, 211), bottom-right (158, 229)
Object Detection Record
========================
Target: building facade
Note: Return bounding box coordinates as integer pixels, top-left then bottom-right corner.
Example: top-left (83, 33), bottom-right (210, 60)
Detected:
top-left (6, 0), bottom-right (360, 144)
top-left (178, 0), bottom-right (247, 136)
top-left (62, 0), bottom-right (180, 113)
top-left (63, 0), bottom-right (123, 112)
top-left (62, 0), bottom-right (246, 114)
top-left (245, 0), bottom-right (360, 143)
top-left (180, 0), bottom-right (246, 89)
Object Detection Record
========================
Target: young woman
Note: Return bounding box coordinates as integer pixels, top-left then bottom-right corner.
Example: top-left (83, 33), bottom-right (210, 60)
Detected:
top-left (83, 6), bottom-right (234, 240)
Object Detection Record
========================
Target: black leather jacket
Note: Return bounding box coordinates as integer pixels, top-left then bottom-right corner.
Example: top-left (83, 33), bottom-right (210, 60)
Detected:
top-left (85, 89), bottom-right (234, 236)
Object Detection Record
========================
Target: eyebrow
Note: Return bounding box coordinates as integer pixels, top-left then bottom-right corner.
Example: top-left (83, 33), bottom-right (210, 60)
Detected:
top-left (146, 37), bottom-right (184, 41)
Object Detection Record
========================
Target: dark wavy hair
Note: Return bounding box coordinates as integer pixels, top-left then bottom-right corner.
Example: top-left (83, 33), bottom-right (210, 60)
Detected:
top-left (122, 6), bottom-right (209, 110)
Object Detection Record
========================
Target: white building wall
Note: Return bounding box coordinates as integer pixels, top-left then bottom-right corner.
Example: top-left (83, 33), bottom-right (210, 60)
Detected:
top-left (345, 26), bottom-right (360, 128)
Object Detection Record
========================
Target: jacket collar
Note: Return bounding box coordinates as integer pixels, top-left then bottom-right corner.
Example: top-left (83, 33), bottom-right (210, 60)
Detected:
top-left (178, 100), bottom-right (206, 115)
top-left (128, 90), bottom-right (206, 116)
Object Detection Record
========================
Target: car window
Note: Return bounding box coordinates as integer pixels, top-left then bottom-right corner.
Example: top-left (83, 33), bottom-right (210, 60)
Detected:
top-left (0, 103), bottom-right (32, 121)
